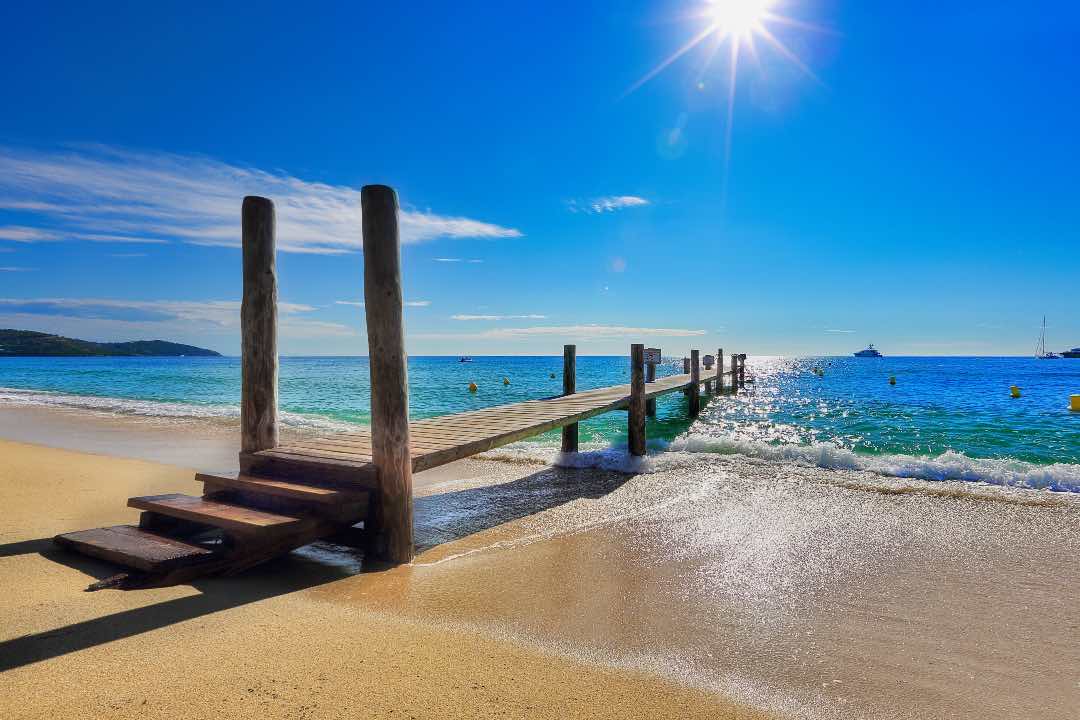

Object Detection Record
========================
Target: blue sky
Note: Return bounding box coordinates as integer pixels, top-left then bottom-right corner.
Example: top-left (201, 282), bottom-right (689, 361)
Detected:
top-left (0, 1), bottom-right (1076, 356)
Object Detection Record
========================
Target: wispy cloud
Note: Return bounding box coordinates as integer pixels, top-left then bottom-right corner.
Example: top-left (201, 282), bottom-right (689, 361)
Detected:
top-left (825, 329), bottom-right (856, 334)
top-left (335, 299), bottom-right (430, 308)
top-left (450, 314), bottom-right (548, 321)
top-left (434, 257), bottom-right (484, 263)
top-left (0, 266), bottom-right (34, 272)
top-left (414, 324), bottom-right (705, 340)
top-left (109, 252), bottom-right (148, 258)
top-left (568, 195), bottom-right (650, 215)
top-left (0, 145), bottom-right (523, 254)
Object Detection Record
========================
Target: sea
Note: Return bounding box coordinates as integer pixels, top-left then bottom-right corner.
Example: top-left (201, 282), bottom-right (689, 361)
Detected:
top-left (1, 354), bottom-right (1078, 493)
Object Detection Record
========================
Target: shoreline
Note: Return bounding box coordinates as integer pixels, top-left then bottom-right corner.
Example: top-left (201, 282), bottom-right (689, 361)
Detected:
top-left (2, 405), bottom-right (1079, 718)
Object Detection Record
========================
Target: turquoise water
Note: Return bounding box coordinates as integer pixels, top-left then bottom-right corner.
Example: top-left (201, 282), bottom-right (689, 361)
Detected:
top-left (1, 355), bottom-right (1078, 490)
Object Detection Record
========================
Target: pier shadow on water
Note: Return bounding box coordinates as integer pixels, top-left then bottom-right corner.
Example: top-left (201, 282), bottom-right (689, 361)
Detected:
top-left (0, 462), bottom-right (634, 673)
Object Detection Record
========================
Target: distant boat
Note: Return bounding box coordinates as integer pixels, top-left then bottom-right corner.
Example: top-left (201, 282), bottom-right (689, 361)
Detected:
top-left (854, 344), bottom-right (883, 358)
top-left (1062, 347), bottom-right (1080, 359)
top-left (1035, 316), bottom-right (1061, 359)
top-left (458, 356), bottom-right (473, 363)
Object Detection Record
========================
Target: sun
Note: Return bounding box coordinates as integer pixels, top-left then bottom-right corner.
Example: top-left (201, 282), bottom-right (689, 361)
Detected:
top-left (705, 0), bottom-right (776, 39)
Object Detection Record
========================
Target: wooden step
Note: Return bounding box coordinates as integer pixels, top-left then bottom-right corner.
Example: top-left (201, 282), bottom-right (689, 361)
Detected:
top-left (127, 493), bottom-right (308, 535)
top-left (194, 473), bottom-right (368, 505)
top-left (54, 525), bottom-right (216, 573)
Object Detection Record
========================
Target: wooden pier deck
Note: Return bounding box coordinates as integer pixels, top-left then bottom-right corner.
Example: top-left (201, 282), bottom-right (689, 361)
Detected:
top-left (243, 366), bottom-right (734, 486)
top-left (54, 186), bottom-right (749, 586)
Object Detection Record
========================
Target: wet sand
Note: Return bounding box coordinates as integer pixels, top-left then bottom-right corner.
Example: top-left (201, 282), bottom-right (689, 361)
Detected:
top-left (1, 406), bottom-right (1079, 718)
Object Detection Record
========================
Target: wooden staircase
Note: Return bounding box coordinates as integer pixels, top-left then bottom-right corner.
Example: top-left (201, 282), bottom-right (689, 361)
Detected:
top-left (54, 473), bottom-right (371, 590)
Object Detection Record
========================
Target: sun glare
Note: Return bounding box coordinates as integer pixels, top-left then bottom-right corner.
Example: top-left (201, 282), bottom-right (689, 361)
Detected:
top-left (626, 1), bottom-right (825, 207)
top-left (705, 0), bottom-right (775, 38)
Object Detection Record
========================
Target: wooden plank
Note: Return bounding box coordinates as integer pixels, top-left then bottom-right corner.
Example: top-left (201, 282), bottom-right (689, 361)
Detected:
top-left (240, 196), bottom-right (278, 454)
top-left (128, 493), bottom-right (308, 534)
top-left (54, 525), bottom-right (216, 573)
top-left (194, 473), bottom-right (366, 504)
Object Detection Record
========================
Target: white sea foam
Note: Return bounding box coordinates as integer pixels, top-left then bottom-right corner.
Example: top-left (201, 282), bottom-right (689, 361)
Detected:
top-left (667, 432), bottom-right (1080, 493)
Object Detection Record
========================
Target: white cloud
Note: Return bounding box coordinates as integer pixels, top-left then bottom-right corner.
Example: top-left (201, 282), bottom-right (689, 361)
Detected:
top-left (414, 324), bottom-right (705, 340)
top-left (434, 257), bottom-right (484, 263)
top-left (825, 329), bottom-right (856, 334)
top-left (0, 266), bottom-right (34, 272)
top-left (336, 299), bottom-right (429, 308)
top-left (569, 195), bottom-right (650, 215)
top-left (450, 314), bottom-right (548, 321)
top-left (0, 145), bottom-right (523, 254)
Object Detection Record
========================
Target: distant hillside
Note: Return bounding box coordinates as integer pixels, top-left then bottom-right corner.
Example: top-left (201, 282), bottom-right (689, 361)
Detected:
top-left (0, 329), bottom-right (222, 357)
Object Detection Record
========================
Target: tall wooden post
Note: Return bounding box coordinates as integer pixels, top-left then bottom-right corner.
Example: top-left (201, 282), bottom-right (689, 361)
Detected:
top-left (730, 353), bottom-right (738, 393)
top-left (361, 185), bottom-right (413, 564)
top-left (739, 354), bottom-right (747, 388)
top-left (716, 349), bottom-right (724, 393)
top-left (629, 344), bottom-right (646, 456)
top-left (689, 349), bottom-right (701, 417)
top-left (240, 196), bottom-right (278, 455)
top-left (561, 344), bottom-right (578, 453)
top-left (682, 356), bottom-right (691, 398)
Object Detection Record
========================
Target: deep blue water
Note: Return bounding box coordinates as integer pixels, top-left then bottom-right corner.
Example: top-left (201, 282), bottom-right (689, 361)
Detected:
top-left (1, 355), bottom-right (1078, 489)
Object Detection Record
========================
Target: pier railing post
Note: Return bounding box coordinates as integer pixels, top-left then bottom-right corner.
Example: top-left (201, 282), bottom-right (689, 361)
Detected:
top-left (730, 353), bottom-right (738, 393)
top-left (629, 344), bottom-right (646, 456)
top-left (361, 185), bottom-right (413, 564)
top-left (689, 349), bottom-right (701, 417)
top-left (716, 349), bottom-right (724, 393)
top-left (561, 344), bottom-right (578, 453)
top-left (240, 196), bottom-right (278, 455)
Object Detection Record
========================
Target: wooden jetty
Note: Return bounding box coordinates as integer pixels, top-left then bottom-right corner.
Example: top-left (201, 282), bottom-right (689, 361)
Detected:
top-left (55, 186), bottom-right (749, 588)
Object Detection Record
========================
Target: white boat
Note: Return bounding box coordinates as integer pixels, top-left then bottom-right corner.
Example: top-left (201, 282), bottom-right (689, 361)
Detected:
top-left (854, 344), bottom-right (883, 358)
top-left (1035, 317), bottom-right (1061, 359)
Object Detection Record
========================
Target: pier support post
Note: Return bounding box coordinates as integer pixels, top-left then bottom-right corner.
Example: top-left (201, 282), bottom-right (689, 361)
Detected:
top-left (689, 349), bottom-right (701, 417)
top-left (629, 344), bottom-right (646, 457)
top-left (730, 353), bottom-right (738, 393)
top-left (361, 185), bottom-right (413, 564)
top-left (682, 356), bottom-right (691, 398)
top-left (561, 344), bottom-right (578, 453)
top-left (645, 359), bottom-right (657, 417)
top-left (739, 354), bottom-right (746, 388)
top-left (716, 349), bottom-right (724, 393)
top-left (240, 196), bottom-right (278, 455)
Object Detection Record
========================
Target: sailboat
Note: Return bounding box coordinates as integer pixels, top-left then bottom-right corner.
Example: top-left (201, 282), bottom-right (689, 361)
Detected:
top-left (1035, 316), bottom-right (1061, 359)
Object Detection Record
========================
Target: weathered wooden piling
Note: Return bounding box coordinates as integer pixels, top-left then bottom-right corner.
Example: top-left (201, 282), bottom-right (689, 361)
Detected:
top-left (645, 361), bottom-right (657, 417)
top-left (561, 344), bottom-right (578, 453)
top-left (730, 353), bottom-right (738, 392)
top-left (629, 344), bottom-right (646, 456)
top-left (739, 354), bottom-right (747, 388)
top-left (240, 196), bottom-right (279, 455)
top-left (683, 356), bottom-right (691, 398)
top-left (361, 185), bottom-right (413, 564)
top-left (689, 349), bottom-right (701, 416)
top-left (716, 349), bottom-right (724, 393)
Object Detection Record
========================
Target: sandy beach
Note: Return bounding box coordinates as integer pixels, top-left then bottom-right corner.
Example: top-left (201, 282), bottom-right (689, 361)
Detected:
top-left (1, 406), bottom-right (1078, 719)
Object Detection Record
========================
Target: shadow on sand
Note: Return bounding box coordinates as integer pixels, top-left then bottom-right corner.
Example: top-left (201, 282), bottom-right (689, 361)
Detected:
top-left (0, 462), bottom-right (631, 673)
